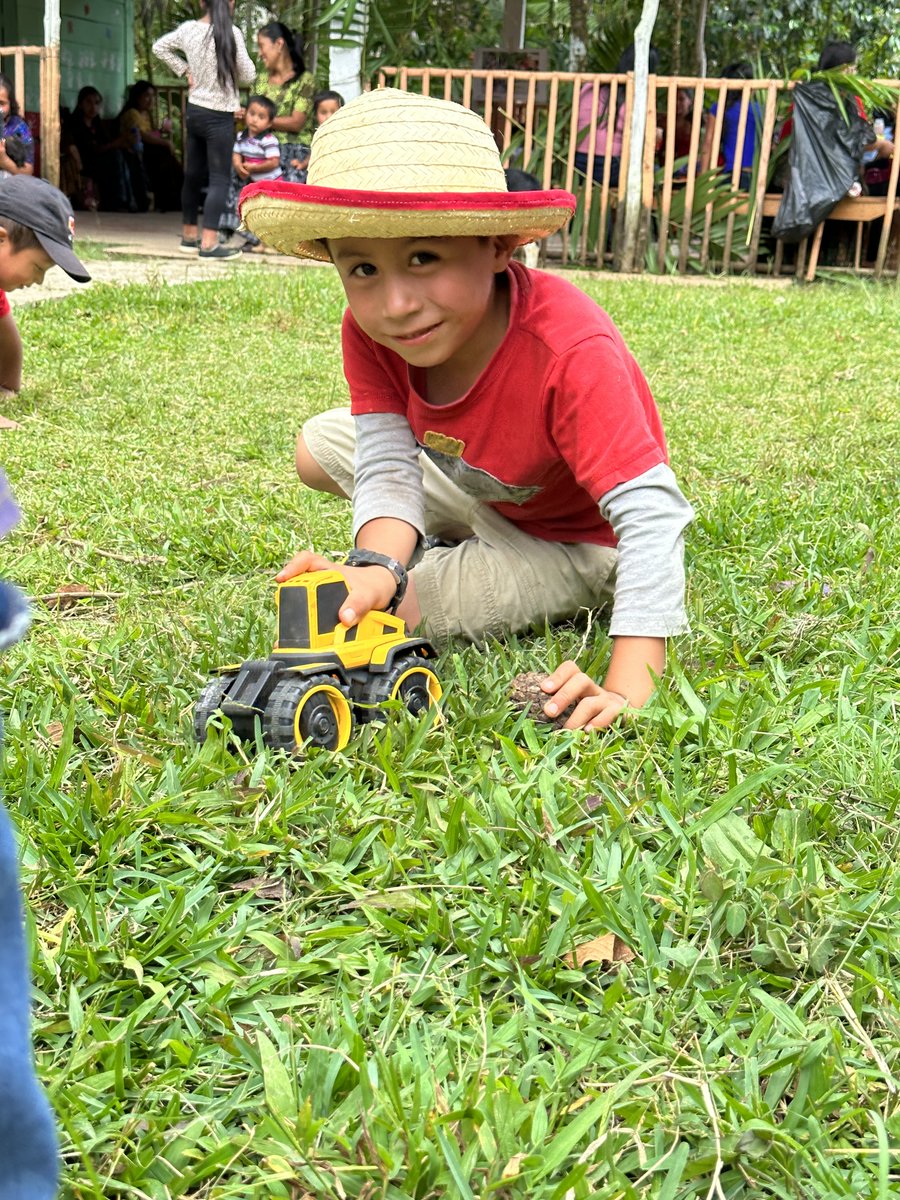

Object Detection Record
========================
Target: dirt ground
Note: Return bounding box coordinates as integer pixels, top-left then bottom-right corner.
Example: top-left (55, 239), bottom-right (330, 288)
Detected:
top-left (10, 211), bottom-right (319, 308)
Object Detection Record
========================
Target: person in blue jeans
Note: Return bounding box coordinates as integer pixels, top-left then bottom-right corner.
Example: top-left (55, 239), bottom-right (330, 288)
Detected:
top-left (0, 491), bottom-right (58, 1200)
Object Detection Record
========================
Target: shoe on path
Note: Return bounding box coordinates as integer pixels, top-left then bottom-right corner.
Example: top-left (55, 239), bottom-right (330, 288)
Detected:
top-left (198, 243), bottom-right (242, 261)
top-left (179, 238), bottom-right (200, 253)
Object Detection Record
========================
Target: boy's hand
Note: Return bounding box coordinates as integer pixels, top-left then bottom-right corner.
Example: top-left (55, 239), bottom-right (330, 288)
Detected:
top-left (235, 163), bottom-right (250, 180)
top-left (540, 661), bottom-right (628, 731)
top-left (276, 551), bottom-right (397, 627)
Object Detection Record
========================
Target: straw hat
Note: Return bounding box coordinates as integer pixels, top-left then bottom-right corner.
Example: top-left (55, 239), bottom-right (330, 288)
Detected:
top-left (239, 88), bottom-right (576, 261)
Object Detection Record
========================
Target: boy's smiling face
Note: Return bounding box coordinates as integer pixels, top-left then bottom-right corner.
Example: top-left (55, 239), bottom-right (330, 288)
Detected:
top-left (330, 235), bottom-right (517, 385)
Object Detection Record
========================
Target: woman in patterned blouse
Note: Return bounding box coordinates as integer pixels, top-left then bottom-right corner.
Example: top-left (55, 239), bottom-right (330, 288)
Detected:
top-left (219, 19), bottom-right (314, 243)
top-left (252, 21), bottom-right (314, 183)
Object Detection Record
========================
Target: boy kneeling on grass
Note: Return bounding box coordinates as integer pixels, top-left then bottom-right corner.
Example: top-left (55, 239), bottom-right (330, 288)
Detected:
top-left (0, 176), bottom-right (91, 428)
top-left (240, 89), bottom-right (693, 731)
top-left (0, 178), bottom-right (89, 1196)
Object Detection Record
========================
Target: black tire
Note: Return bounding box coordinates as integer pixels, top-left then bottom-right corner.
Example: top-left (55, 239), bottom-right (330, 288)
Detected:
top-left (194, 676), bottom-right (231, 743)
top-left (359, 655), bottom-right (442, 718)
top-left (262, 675), bottom-right (353, 753)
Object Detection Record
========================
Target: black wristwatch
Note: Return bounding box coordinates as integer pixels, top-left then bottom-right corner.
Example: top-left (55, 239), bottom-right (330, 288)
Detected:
top-left (343, 549), bottom-right (409, 611)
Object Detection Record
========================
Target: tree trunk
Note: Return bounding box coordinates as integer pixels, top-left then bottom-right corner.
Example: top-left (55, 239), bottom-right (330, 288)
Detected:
top-left (569, 0), bottom-right (588, 69)
top-left (618, 0), bottom-right (660, 273)
top-left (694, 0), bottom-right (708, 76)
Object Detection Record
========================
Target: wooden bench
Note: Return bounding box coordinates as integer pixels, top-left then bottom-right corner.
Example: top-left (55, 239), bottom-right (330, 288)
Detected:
top-left (754, 192), bottom-right (900, 281)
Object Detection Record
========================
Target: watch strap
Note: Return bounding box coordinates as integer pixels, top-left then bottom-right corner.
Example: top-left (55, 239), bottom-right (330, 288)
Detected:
top-left (343, 549), bottom-right (409, 610)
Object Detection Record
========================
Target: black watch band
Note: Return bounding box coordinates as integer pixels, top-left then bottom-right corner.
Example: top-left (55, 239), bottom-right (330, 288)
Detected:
top-left (343, 549), bottom-right (409, 610)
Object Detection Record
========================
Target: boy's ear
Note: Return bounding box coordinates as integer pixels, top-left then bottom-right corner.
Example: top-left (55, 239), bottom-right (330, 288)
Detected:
top-left (490, 233), bottom-right (520, 270)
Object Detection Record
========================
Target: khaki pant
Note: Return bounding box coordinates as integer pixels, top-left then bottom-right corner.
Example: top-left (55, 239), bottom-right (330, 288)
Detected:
top-left (304, 408), bottom-right (618, 646)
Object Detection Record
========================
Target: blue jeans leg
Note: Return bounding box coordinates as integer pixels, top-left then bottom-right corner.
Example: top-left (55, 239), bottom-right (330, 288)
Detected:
top-left (0, 580), bottom-right (58, 1199)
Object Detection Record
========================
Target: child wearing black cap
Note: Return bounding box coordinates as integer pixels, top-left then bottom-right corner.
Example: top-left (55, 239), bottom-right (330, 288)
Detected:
top-left (0, 176), bottom-right (89, 1200)
top-left (0, 175), bottom-right (90, 427)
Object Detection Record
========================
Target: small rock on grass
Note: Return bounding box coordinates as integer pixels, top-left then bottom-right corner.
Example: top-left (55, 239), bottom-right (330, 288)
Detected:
top-left (509, 671), bottom-right (576, 729)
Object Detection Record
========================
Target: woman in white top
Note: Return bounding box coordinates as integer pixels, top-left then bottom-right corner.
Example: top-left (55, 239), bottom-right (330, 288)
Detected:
top-left (153, 0), bottom-right (255, 259)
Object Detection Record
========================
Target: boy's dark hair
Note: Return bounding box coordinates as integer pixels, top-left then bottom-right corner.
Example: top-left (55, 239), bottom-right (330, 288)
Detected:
top-left (3, 136), bottom-right (27, 168)
top-left (0, 73), bottom-right (20, 116)
top-left (312, 89), bottom-right (345, 114)
top-left (247, 94), bottom-right (277, 123)
top-left (817, 41), bottom-right (857, 71)
top-left (0, 219), bottom-right (41, 252)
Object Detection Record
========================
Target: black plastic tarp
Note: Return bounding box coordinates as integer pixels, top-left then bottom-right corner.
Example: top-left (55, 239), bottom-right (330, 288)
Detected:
top-left (772, 81), bottom-right (872, 243)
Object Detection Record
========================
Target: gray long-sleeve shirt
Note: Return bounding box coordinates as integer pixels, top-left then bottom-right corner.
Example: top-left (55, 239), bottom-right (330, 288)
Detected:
top-left (152, 20), bottom-right (256, 113)
top-left (352, 411), bottom-right (693, 638)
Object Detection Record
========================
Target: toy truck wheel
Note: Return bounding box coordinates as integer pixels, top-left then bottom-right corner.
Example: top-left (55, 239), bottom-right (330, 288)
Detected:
top-left (263, 676), bottom-right (353, 753)
top-left (194, 677), bottom-right (231, 743)
top-left (386, 657), bottom-right (443, 716)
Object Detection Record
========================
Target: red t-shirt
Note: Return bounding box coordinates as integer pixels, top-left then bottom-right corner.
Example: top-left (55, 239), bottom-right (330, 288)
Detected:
top-left (343, 260), bottom-right (667, 547)
top-left (0, 290), bottom-right (9, 319)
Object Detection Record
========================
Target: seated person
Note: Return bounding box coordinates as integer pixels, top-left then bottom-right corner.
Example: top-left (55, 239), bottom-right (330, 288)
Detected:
top-left (61, 86), bottom-right (136, 212)
top-left (118, 81), bottom-right (183, 212)
top-left (0, 73), bottom-right (35, 177)
top-left (700, 62), bottom-right (762, 190)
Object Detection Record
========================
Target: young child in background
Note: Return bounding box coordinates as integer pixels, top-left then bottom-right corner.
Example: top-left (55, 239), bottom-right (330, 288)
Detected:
top-left (0, 176), bottom-right (91, 427)
top-left (233, 94), bottom-right (283, 185)
top-left (240, 89), bottom-right (693, 731)
top-left (233, 95), bottom-right (283, 254)
top-left (290, 90), bottom-right (344, 174)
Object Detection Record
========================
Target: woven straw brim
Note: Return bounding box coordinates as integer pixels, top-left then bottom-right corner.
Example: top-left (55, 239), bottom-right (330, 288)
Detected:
top-left (239, 181), bottom-right (576, 262)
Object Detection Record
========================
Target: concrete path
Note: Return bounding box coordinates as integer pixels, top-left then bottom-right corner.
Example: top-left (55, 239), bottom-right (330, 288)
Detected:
top-left (10, 211), bottom-right (318, 307)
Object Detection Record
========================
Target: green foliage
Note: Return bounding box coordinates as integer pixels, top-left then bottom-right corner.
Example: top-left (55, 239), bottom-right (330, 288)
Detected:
top-left (3, 267), bottom-right (900, 1196)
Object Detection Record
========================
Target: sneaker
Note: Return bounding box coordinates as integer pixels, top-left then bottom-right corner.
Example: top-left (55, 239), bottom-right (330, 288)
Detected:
top-left (179, 238), bottom-right (199, 253)
top-left (198, 243), bottom-right (242, 261)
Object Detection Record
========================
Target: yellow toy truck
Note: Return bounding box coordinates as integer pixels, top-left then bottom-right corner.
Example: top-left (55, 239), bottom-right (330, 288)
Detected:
top-left (194, 570), bottom-right (441, 753)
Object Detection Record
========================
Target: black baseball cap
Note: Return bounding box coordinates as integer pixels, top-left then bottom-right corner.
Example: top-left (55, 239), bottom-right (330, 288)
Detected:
top-left (0, 176), bottom-right (90, 282)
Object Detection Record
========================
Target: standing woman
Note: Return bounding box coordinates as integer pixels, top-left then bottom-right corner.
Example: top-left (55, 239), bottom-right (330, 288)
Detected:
top-left (219, 20), bottom-right (313, 243)
top-left (253, 22), bottom-right (314, 183)
top-left (153, 0), bottom-right (255, 259)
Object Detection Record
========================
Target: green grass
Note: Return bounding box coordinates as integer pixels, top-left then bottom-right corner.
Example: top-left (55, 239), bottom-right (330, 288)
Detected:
top-left (1, 266), bottom-right (899, 1198)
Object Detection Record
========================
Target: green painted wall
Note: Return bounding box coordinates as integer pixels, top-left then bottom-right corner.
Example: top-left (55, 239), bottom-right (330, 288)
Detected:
top-left (0, 0), bottom-right (134, 113)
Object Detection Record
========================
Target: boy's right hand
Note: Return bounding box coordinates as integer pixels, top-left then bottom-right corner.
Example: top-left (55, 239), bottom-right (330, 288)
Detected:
top-left (276, 551), bottom-right (397, 628)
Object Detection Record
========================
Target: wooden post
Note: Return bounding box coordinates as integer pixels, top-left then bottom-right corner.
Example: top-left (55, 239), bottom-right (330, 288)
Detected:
top-left (501, 0), bottom-right (526, 50)
top-left (42, 0), bottom-right (61, 186)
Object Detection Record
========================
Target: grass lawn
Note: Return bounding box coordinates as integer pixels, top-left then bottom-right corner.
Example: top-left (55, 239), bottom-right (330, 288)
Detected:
top-left (1, 265), bottom-right (899, 1199)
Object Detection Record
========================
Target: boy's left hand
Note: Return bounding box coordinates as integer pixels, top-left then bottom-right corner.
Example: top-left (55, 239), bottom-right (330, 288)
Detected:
top-left (540, 661), bottom-right (627, 731)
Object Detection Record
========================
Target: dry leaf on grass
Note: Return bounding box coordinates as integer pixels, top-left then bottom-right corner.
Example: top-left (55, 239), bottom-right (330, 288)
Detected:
top-left (46, 721), bottom-right (65, 746)
top-left (502, 1153), bottom-right (526, 1179)
top-left (564, 933), bottom-right (635, 968)
top-left (229, 876), bottom-right (287, 901)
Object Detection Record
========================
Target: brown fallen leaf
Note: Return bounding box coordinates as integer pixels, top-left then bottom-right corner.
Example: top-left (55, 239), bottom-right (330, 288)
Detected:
top-left (862, 548), bottom-right (875, 574)
top-left (0, 415), bottom-right (22, 430)
top-left (509, 671), bottom-right (575, 728)
top-left (564, 933), bottom-right (635, 968)
top-left (229, 876), bottom-right (287, 901)
top-left (46, 721), bottom-right (65, 746)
